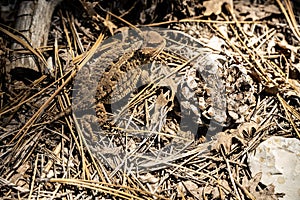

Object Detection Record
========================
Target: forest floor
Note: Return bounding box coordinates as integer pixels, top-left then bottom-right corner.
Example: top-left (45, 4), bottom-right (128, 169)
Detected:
top-left (0, 0), bottom-right (300, 199)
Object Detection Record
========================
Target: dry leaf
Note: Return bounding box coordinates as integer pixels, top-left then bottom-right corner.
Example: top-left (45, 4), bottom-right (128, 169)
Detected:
top-left (244, 172), bottom-right (277, 200)
top-left (183, 180), bottom-right (202, 198)
top-left (203, 0), bottom-right (233, 16)
top-left (211, 131), bottom-right (233, 153)
top-left (235, 1), bottom-right (280, 21)
top-left (237, 121), bottom-right (258, 138)
top-left (212, 129), bottom-right (245, 153)
top-left (139, 173), bottom-right (159, 184)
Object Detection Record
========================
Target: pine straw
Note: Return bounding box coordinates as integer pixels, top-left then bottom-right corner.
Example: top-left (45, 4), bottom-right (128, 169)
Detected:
top-left (0, 1), bottom-right (299, 199)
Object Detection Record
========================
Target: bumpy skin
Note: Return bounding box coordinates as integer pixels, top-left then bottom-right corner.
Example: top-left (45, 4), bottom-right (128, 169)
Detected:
top-left (73, 31), bottom-right (163, 105)
top-left (95, 31), bottom-right (165, 104)
top-left (86, 31), bottom-right (166, 125)
top-left (73, 29), bottom-right (227, 141)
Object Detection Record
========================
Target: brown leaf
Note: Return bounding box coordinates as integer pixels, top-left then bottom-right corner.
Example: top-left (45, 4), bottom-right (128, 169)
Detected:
top-left (235, 1), bottom-right (280, 21)
top-left (211, 131), bottom-right (234, 153)
top-left (203, 0), bottom-right (233, 16)
top-left (245, 172), bottom-right (278, 200)
top-left (212, 129), bottom-right (245, 153)
top-left (237, 121), bottom-right (259, 138)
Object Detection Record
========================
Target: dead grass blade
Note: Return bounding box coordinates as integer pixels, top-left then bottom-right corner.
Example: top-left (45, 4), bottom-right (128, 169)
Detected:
top-left (276, 0), bottom-right (300, 41)
top-left (277, 94), bottom-right (300, 138)
top-left (50, 178), bottom-right (168, 199)
top-left (0, 24), bottom-right (48, 67)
